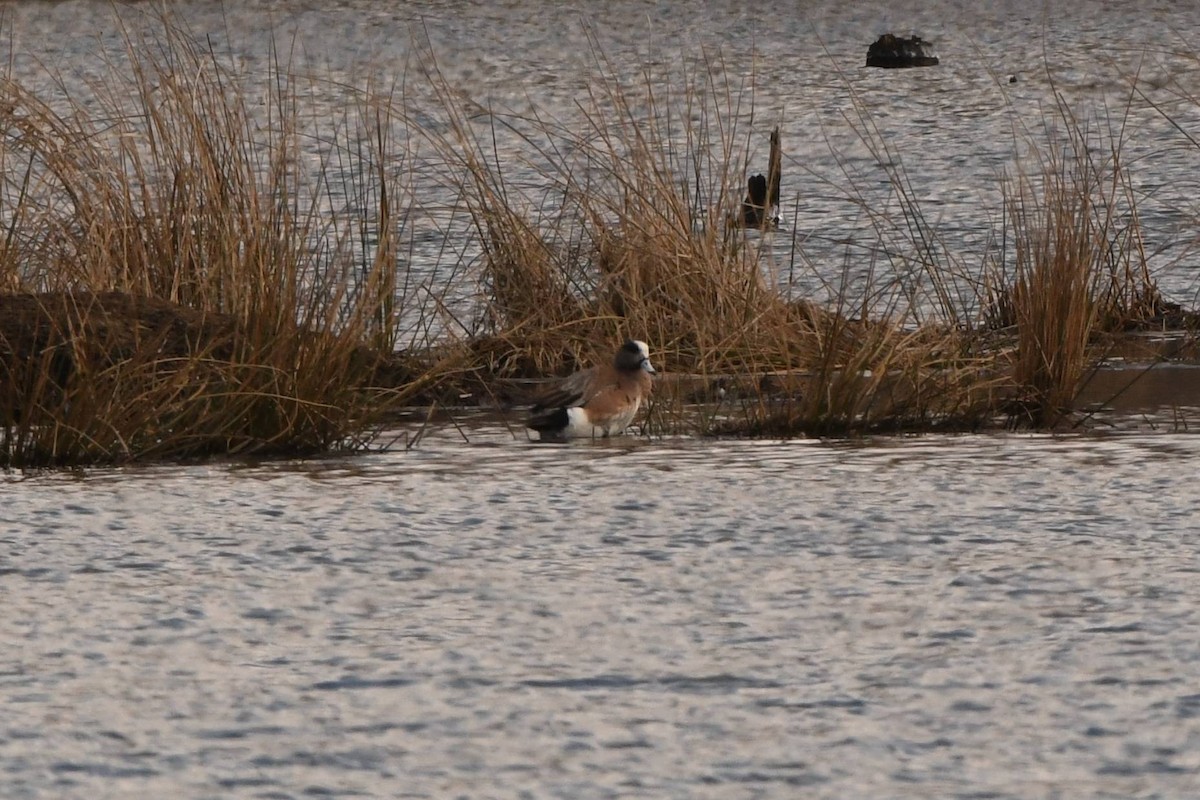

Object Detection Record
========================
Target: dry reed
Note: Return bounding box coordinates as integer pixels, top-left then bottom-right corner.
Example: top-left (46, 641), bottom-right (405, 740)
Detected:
top-left (0, 15), bottom-right (416, 466)
top-left (0, 13), bottom-right (1189, 463)
top-left (984, 105), bottom-right (1165, 426)
top-left (412, 45), bottom-right (1016, 435)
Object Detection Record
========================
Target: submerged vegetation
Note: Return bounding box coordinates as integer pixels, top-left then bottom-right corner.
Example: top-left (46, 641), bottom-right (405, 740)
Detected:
top-left (0, 12), bottom-right (1195, 466)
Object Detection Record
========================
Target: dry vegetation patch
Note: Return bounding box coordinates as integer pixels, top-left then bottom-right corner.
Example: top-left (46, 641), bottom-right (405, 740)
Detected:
top-left (0, 13), bottom-right (1196, 465)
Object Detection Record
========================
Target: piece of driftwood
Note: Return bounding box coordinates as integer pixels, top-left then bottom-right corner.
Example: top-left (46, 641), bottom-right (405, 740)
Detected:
top-left (866, 34), bottom-right (940, 68)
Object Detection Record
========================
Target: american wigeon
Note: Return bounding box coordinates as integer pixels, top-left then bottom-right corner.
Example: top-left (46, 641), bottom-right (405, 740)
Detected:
top-left (527, 340), bottom-right (656, 440)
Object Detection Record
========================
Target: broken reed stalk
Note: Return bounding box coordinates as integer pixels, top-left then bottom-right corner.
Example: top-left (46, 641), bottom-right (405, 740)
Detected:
top-left (737, 125), bottom-right (781, 229)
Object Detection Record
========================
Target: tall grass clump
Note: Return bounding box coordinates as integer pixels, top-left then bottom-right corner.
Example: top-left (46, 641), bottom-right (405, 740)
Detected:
top-left (412, 45), bottom-right (1008, 434)
top-left (417, 47), bottom-right (797, 374)
top-left (334, 49), bottom-right (1187, 436)
top-left (986, 108), bottom-right (1161, 426)
top-left (0, 15), bottom-right (418, 466)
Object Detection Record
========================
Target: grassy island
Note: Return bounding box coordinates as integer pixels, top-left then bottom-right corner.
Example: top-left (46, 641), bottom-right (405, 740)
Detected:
top-left (1, 17), bottom-right (1195, 467)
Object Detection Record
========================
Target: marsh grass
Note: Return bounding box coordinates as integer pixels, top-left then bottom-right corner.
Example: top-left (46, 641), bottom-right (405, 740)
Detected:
top-left (414, 47), bottom-right (1036, 436)
top-left (413, 48), bottom-right (800, 374)
top-left (983, 105), bottom-right (1166, 426)
top-left (0, 14), bottom-right (1188, 463)
top-left (0, 16), bottom-right (416, 466)
top-left (432, 49), bottom-right (1186, 436)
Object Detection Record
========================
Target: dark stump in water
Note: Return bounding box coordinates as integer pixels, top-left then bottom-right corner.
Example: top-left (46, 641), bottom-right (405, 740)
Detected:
top-left (737, 126), bottom-right (782, 229)
top-left (866, 34), bottom-right (940, 68)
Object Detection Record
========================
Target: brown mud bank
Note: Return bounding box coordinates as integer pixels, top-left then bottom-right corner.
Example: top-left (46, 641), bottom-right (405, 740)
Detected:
top-left (0, 292), bottom-right (238, 391)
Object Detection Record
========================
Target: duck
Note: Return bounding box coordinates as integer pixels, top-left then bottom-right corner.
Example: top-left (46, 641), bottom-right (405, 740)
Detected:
top-left (527, 340), bottom-right (656, 440)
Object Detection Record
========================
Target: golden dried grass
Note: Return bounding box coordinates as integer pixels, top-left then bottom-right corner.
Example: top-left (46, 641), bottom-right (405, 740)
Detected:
top-left (0, 16), bottom-right (414, 466)
top-left (0, 14), bottom-right (1184, 462)
top-left (414, 47), bottom-right (1012, 435)
top-left (985, 107), bottom-right (1164, 426)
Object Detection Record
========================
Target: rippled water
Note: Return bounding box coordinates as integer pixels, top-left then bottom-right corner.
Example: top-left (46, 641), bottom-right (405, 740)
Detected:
top-left (6, 3), bottom-right (1200, 797)
top-left (6, 0), bottom-right (1200, 302)
top-left (5, 427), bottom-right (1200, 798)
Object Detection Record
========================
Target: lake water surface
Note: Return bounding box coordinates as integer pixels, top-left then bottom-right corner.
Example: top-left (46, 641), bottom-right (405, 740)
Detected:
top-left (6, 2), bottom-right (1200, 797)
top-left (6, 0), bottom-right (1200, 300)
top-left (5, 427), bottom-right (1200, 798)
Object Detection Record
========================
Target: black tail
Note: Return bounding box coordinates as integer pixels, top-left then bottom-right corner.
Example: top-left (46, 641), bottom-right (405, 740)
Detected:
top-left (527, 406), bottom-right (570, 433)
